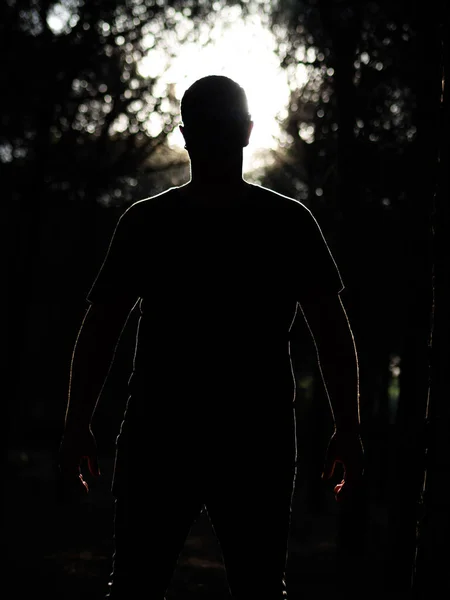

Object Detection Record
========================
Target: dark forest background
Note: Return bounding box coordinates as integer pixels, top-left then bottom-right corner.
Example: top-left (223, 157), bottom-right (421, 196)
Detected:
top-left (5, 0), bottom-right (448, 598)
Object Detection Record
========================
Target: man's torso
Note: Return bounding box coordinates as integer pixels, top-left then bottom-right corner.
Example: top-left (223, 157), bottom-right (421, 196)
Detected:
top-left (129, 183), bottom-right (299, 394)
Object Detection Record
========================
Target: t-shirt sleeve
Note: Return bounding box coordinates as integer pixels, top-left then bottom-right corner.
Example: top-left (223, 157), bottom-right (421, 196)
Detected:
top-left (294, 203), bottom-right (344, 300)
top-left (86, 205), bottom-right (140, 305)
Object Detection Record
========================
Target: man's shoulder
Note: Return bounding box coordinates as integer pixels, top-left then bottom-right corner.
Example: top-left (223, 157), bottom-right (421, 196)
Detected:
top-left (248, 183), bottom-right (310, 215)
top-left (123, 183), bottom-right (312, 220)
top-left (125, 186), bottom-right (180, 216)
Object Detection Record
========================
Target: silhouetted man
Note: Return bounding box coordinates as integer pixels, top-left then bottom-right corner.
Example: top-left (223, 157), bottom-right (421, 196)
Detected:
top-left (60, 75), bottom-right (363, 599)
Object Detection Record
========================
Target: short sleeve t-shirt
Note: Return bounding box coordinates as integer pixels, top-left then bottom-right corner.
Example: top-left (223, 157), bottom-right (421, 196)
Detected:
top-left (87, 204), bottom-right (141, 307)
top-left (87, 183), bottom-right (343, 408)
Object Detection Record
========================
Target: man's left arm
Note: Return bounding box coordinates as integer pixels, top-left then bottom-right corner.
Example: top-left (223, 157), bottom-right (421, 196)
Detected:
top-left (299, 292), bottom-right (360, 433)
top-left (293, 202), bottom-right (364, 500)
top-left (299, 290), bottom-right (364, 500)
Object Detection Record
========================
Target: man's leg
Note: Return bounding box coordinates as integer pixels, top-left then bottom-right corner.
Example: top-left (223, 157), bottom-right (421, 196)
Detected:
top-left (106, 444), bottom-right (203, 599)
top-left (106, 493), bottom-right (200, 599)
top-left (206, 412), bottom-right (297, 599)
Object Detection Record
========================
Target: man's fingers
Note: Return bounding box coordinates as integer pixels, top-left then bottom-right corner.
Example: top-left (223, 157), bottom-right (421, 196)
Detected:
top-left (334, 479), bottom-right (347, 502)
top-left (79, 473), bottom-right (90, 493)
top-left (87, 454), bottom-right (100, 477)
top-left (341, 461), bottom-right (364, 486)
top-left (322, 457), bottom-right (336, 480)
top-left (334, 479), bottom-right (345, 495)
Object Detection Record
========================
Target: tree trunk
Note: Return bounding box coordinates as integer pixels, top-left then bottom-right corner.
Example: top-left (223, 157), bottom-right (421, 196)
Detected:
top-left (387, 4), bottom-right (442, 592)
top-left (318, 2), bottom-right (369, 593)
top-left (413, 16), bottom-right (449, 597)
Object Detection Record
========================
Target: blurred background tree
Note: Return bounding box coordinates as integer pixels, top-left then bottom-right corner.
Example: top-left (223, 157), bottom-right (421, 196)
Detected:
top-left (4, 0), bottom-right (218, 447)
top-left (263, 0), bottom-right (445, 593)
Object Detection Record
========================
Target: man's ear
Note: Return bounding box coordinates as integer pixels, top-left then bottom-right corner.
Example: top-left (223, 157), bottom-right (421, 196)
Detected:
top-left (179, 125), bottom-right (189, 150)
top-left (243, 120), bottom-right (254, 147)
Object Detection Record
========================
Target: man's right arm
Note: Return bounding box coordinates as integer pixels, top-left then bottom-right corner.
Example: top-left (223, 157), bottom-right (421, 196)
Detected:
top-left (58, 201), bottom-right (142, 495)
top-left (64, 300), bottom-right (136, 433)
top-left (64, 203), bottom-right (141, 432)
top-left (59, 298), bottom-right (137, 493)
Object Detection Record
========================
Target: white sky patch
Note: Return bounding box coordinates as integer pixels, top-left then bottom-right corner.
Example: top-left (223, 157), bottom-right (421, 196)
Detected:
top-left (47, 4), bottom-right (310, 173)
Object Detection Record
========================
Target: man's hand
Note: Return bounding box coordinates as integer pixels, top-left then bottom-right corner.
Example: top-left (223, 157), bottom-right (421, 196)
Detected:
top-left (322, 430), bottom-right (364, 502)
top-left (59, 426), bottom-right (100, 497)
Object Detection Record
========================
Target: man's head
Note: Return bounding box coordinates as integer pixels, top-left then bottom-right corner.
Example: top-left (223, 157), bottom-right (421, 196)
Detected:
top-left (180, 75), bottom-right (253, 157)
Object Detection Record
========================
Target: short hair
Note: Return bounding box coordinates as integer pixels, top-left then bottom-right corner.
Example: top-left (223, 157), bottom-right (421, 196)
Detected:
top-left (181, 75), bottom-right (250, 125)
top-left (180, 75), bottom-right (251, 151)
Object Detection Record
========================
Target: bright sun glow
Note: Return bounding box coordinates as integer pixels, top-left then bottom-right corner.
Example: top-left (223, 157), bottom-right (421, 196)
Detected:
top-left (47, 3), bottom-right (310, 175)
top-left (139, 10), bottom-right (308, 173)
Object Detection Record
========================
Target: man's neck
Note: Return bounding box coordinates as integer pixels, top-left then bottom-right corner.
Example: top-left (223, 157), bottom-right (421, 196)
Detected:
top-left (188, 173), bottom-right (246, 192)
top-left (188, 150), bottom-right (246, 192)
top-left (180, 174), bottom-right (250, 207)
